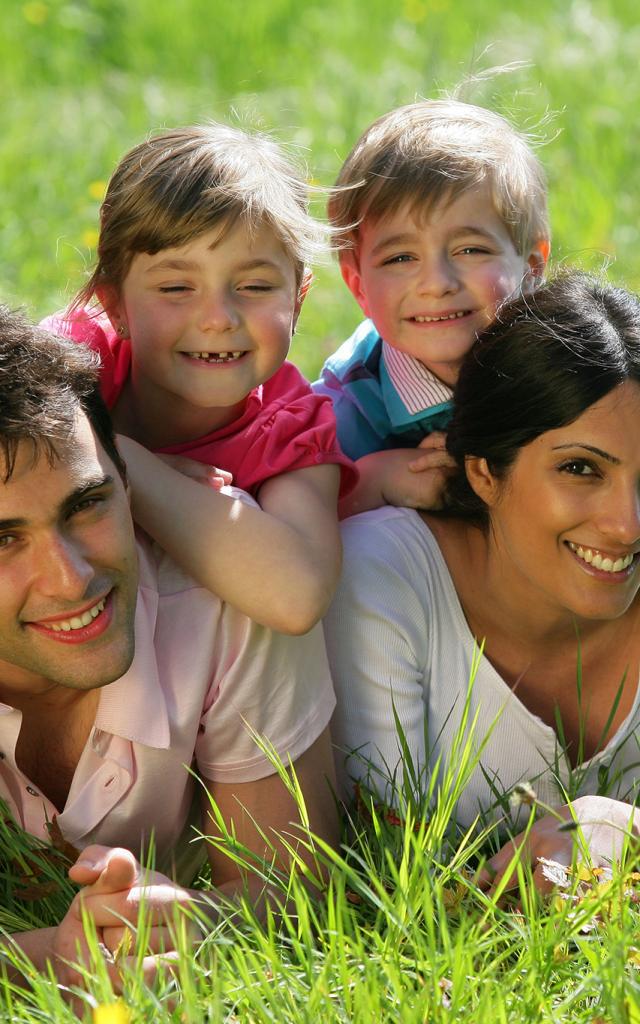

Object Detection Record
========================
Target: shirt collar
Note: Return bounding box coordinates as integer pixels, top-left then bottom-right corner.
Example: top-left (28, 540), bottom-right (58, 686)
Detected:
top-left (382, 342), bottom-right (453, 416)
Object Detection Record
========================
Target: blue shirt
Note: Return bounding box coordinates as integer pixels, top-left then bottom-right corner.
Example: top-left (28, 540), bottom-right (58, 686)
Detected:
top-left (312, 320), bottom-right (453, 461)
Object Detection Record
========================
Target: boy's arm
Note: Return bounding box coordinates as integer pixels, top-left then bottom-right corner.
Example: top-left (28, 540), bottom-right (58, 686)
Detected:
top-left (339, 436), bottom-right (455, 517)
top-left (118, 436), bottom-right (340, 635)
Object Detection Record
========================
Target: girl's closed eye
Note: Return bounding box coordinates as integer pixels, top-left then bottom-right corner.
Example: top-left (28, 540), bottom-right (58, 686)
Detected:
top-left (158, 285), bottom-right (193, 294)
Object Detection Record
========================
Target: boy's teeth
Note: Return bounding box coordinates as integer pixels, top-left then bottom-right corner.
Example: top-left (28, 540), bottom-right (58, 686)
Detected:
top-left (568, 542), bottom-right (634, 574)
top-left (190, 351), bottom-right (243, 362)
top-left (45, 598), bottom-right (106, 632)
top-left (414, 311), bottom-right (467, 323)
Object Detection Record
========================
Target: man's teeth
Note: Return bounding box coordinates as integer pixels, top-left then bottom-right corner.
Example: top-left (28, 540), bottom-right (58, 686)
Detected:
top-left (189, 351), bottom-right (243, 362)
top-left (44, 598), bottom-right (106, 632)
top-left (413, 311), bottom-right (468, 323)
top-left (567, 542), bottom-right (634, 573)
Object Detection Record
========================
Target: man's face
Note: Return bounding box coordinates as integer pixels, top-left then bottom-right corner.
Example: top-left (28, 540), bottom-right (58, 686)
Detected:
top-left (0, 412), bottom-right (138, 699)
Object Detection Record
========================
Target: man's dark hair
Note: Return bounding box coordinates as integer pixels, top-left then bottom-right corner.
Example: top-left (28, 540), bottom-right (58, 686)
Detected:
top-left (0, 306), bottom-right (125, 481)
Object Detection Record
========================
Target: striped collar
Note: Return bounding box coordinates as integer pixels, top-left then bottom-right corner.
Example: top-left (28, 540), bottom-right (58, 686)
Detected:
top-left (382, 342), bottom-right (453, 415)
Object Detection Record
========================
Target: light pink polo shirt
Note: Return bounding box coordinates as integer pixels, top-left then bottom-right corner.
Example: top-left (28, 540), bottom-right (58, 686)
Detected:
top-left (0, 533), bottom-right (336, 884)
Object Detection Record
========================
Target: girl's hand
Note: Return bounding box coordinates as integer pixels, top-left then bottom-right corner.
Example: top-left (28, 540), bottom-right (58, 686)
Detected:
top-left (478, 795), bottom-right (640, 896)
top-left (155, 452), bottom-right (233, 490)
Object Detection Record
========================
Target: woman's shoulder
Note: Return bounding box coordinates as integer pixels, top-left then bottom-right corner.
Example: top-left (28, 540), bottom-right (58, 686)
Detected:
top-left (340, 507), bottom-right (453, 587)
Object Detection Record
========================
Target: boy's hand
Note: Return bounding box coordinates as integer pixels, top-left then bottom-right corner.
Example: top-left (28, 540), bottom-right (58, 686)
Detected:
top-left (341, 441), bottom-right (454, 516)
top-left (407, 431), bottom-right (453, 474)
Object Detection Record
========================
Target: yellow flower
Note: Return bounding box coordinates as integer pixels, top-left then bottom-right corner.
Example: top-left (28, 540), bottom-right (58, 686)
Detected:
top-left (93, 1002), bottom-right (132, 1024)
top-left (82, 229), bottom-right (100, 249)
top-left (23, 2), bottom-right (48, 25)
top-left (88, 180), bottom-right (107, 201)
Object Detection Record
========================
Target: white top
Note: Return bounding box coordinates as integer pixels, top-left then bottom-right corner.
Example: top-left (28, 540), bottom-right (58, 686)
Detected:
top-left (324, 507), bottom-right (640, 830)
top-left (0, 532), bottom-right (336, 883)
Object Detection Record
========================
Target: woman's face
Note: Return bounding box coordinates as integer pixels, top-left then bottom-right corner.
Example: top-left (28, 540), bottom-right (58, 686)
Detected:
top-left (485, 380), bottom-right (640, 624)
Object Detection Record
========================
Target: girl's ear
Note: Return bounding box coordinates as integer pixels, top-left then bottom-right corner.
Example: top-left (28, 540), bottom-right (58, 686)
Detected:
top-left (96, 284), bottom-right (128, 337)
top-left (293, 269), bottom-right (313, 329)
top-left (465, 456), bottom-right (503, 507)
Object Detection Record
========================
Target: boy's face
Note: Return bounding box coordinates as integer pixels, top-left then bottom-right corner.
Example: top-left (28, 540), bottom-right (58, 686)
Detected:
top-left (101, 219), bottom-right (302, 444)
top-left (342, 185), bottom-right (547, 387)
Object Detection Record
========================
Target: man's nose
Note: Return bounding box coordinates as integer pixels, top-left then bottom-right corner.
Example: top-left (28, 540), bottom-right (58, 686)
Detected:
top-left (34, 533), bottom-right (94, 602)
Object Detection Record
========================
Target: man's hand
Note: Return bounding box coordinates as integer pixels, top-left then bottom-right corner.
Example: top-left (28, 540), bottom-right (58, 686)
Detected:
top-left (478, 796), bottom-right (640, 896)
top-left (52, 845), bottom-right (195, 992)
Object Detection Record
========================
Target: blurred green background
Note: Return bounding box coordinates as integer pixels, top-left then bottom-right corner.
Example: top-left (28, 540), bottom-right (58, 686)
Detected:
top-left (1, 0), bottom-right (638, 378)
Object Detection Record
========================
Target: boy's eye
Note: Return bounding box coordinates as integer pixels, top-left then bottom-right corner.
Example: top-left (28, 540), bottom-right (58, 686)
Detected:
top-left (558, 459), bottom-right (598, 477)
top-left (382, 253), bottom-right (414, 266)
top-left (456, 246), bottom-right (491, 256)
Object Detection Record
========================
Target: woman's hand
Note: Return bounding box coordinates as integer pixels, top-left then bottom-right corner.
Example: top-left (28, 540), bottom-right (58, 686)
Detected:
top-left (478, 795), bottom-right (640, 895)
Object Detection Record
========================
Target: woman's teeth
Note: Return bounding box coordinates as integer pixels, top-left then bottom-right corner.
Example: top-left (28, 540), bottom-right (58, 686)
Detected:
top-left (567, 542), bottom-right (634, 573)
top-left (189, 351), bottom-right (243, 362)
top-left (44, 598), bottom-right (106, 632)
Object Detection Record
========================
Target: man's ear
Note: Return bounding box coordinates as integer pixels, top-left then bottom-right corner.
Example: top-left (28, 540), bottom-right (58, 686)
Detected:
top-left (339, 248), bottom-right (371, 318)
top-left (522, 238), bottom-right (550, 295)
top-left (465, 456), bottom-right (503, 507)
top-left (96, 284), bottom-right (128, 337)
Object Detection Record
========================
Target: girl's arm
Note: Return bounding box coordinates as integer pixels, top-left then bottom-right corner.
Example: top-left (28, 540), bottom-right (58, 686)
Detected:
top-left (117, 436), bottom-right (341, 635)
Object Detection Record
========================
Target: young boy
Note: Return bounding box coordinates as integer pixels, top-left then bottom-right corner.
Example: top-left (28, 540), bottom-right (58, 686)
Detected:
top-left (313, 99), bottom-right (551, 514)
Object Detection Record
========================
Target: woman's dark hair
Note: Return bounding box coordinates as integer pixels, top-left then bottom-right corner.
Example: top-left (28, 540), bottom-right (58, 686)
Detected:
top-left (444, 271), bottom-right (640, 521)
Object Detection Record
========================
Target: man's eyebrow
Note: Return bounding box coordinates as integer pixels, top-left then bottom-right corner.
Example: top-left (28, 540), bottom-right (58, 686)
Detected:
top-left (0, 475), bottom-right (114, 533)
top-left (551, 443), bottom-right (620, 464)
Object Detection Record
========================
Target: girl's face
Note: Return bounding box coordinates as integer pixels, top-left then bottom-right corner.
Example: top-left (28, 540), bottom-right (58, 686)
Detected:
top-left (103, 219), bottom-right (301, 442)
top-left (481, 380), bottom-right (640, 626)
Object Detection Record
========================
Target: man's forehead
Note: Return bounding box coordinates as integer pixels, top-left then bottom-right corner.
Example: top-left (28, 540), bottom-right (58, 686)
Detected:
top-left (0, 414), bottom-right (110, 501)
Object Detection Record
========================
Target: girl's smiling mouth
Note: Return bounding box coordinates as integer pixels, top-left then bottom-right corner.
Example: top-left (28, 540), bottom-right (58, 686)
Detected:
top-left (182, 350), bottom-right (245, 364)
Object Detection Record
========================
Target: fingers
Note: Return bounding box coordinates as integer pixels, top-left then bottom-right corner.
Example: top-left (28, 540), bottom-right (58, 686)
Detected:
top-left (416, 431), bottom-right (447, 451)
top-left (408, 450), bottom-right (456, 473)
top-left (69, 845), bottom-right (138, 890)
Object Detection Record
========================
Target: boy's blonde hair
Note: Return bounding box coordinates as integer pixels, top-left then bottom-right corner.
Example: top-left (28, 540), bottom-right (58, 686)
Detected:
top-left (329, 99), bottom-right (549, 257)
top-left (77, 122), bottom-right (325, 305)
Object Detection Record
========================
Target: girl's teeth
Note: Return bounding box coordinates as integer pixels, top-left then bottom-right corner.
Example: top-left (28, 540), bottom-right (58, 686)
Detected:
top-left (191, 351), bottom-right (242, 362)
top-left (568, 542), bottom-right (634, 574)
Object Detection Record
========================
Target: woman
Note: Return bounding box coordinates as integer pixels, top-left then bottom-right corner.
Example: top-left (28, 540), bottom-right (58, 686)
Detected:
top-left (324, 272), bottom-right (640, 887)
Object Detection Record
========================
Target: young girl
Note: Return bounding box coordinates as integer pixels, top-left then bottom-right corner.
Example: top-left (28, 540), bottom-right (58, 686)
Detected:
top-left (42, 124), bottom-right (356, 634)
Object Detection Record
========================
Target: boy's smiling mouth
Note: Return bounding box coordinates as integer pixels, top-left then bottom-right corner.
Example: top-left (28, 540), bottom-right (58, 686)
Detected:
top-left (412, 310), bottom-right (471, 323)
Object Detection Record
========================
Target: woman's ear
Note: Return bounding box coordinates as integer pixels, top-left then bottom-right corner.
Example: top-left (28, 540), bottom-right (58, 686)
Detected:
top-left (465, 456), bottom-right (503, 507)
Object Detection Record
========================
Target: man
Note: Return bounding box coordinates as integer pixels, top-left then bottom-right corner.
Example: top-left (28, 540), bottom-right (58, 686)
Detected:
top-left (0, 307), bottom-right (337, 985)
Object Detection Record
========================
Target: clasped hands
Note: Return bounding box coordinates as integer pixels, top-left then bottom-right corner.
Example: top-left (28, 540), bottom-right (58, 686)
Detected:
top-left (53, 845), bottom-right (197, 992)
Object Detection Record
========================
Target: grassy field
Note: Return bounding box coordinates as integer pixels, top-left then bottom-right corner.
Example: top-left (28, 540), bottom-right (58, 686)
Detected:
top-left (2, 0), bottom-right (640, 379)
top-left (2, 1), bottom-right (640, 1020)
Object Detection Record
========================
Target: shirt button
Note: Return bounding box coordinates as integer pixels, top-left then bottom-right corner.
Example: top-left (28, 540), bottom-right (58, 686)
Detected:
top-left (26, 786), bottom-right (39, 796)
top-left (0, 751), bottom-right (5, 759)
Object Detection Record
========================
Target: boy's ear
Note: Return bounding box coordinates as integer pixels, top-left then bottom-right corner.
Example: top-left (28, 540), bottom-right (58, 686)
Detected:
top-left (96, 284), bottom-right (128, 338)
top-left (522, 239), bottom-right (550, 294)
top-left (339, 248), bottom-right (371, 318)
top-left (465, 456), bottom-right (503, 507)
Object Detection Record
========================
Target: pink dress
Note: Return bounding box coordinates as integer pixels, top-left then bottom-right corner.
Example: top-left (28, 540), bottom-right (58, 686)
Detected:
top-left (41, 308), bottom-right (357, 498)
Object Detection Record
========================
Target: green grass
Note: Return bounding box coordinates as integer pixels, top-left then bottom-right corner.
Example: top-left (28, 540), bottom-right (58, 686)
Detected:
top-left (2, 0), bottom-right (640, 379)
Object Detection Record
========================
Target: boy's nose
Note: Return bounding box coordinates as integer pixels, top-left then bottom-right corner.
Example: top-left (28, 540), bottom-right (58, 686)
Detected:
top-left (415, 256), bottom-right (459, 297)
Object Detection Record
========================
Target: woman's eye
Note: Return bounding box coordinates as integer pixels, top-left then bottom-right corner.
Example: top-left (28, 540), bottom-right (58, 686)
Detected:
top-left (559, 459), bottom-right (597, 477)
